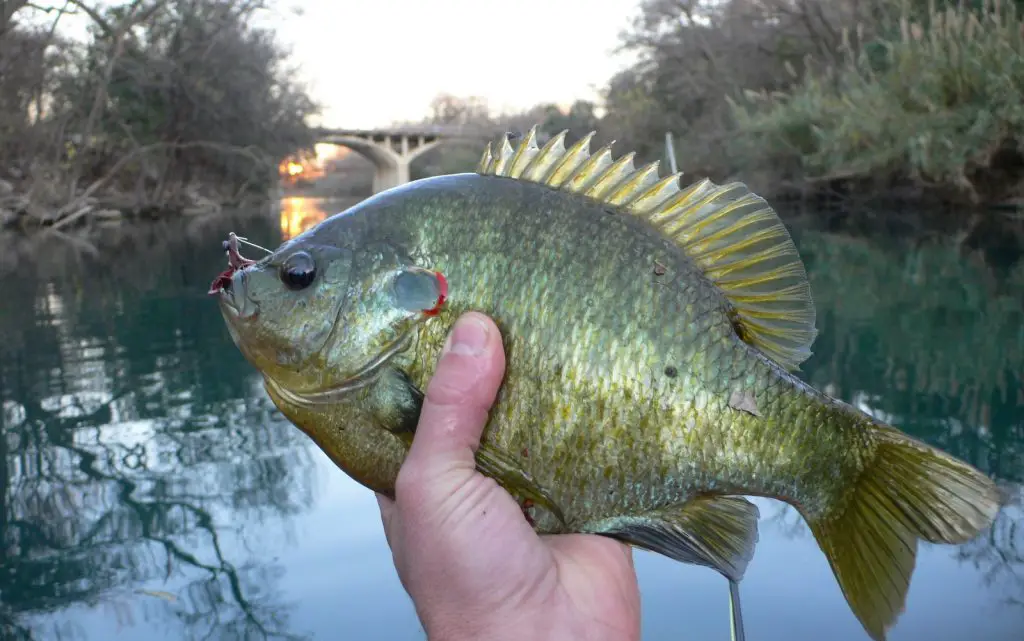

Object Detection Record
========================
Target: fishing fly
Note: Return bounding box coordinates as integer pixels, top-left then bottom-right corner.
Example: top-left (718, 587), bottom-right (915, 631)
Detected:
top-left (208, 232), bottom-right (268, 295)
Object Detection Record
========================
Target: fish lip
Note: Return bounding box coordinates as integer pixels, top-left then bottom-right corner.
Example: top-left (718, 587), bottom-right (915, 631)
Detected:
top-left (218, 286), bottom-right (239, 314)
top-left (264, 328), bottom-right (415, 409)
top-left (218, 269), bottom-right (259, 319)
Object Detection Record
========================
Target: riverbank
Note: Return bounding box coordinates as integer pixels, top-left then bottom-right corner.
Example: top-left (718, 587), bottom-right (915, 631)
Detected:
top-left (588, 0), bottom-right (1024, 214)
top-left (0, 146), bottom-right (373, 234)
top-left (4, 143), bottom-right (1023, 244)
top-left (0, 175), bottom-right (253, 232)
top-left (1, 0), bottom-right (317, 236)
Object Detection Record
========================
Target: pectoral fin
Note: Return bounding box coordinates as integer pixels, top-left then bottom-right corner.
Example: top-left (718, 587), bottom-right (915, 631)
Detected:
top-left (377, 368), bottom-right (566, 527)
top-left (473, 440), bottom-right (566, 526)
top-left (584, 495), bottom-right (760, 582)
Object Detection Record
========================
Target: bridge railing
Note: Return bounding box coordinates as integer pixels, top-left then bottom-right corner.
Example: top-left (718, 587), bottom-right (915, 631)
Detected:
top-left (314, 124), bottom-right (503, 140)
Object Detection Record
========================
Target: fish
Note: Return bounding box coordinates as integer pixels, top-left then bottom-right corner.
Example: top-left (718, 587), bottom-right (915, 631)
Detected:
top-left (212, 126), bottom-right (1003, 641)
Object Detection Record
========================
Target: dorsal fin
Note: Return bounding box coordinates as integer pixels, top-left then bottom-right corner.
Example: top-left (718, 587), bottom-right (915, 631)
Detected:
top-left (476, 126), bottom-right (817, 371)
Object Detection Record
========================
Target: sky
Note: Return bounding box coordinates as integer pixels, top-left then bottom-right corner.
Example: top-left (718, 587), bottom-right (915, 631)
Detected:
top-left (24, 0), bottom-right (643, 129)
top-left (256, 0), bottom-right (643, 128)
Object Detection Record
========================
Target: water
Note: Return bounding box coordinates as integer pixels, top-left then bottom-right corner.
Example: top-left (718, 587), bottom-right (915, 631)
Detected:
top-left (0, 197), bottom-right (1022, 641)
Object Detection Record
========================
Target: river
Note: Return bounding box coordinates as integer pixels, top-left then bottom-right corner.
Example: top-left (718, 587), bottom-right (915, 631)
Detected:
top-left (0, 196), bottom-right (1021, 641)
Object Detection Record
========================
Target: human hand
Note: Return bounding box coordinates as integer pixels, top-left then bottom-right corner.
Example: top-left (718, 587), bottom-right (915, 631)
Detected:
top-left (376, 312), bottom-right (642, 641)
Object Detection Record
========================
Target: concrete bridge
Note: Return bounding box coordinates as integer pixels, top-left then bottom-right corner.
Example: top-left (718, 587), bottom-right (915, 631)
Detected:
top-left (314, 125), bottom-right (495, 193)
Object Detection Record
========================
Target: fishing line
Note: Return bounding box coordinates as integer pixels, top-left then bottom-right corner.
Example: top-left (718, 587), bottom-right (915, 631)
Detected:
top-left (729, 578), bottom-right (746, 641)
top-left (229, 232), bottom-right (272, 255)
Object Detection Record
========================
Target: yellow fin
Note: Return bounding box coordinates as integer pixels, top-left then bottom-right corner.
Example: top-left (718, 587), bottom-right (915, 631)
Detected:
top-left (583, 495), bottom-right (760, 582)
top-left (477, 126), bottom-right (817, 371)
top-left (808, 423), bottom-right (1002, 641)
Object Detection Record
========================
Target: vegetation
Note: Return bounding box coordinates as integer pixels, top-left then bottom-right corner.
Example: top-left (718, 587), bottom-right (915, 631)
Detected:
top-left (4, 0), bottom-right (1022, 234)
top-left (410, 94), bottom-right (601, 179)
top-left (0, 0), bottom-right (317, 231)
top-left (730, 0), bottom-right (1024, 206)
top-left (607, 0), bottom-right (1024, 207)
top-left (413, 1), bottom-right (1024, 210)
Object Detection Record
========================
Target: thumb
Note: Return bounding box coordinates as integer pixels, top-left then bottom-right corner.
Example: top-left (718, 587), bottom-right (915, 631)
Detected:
top-left (398, 312), bottom-right (506, 496)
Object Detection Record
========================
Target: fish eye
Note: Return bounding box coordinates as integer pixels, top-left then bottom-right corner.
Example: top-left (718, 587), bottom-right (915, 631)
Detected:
top-left (279, 251), bottom-right (317, 290)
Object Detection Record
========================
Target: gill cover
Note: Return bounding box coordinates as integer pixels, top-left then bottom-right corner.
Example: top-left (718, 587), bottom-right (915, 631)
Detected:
top-left (392, 266), bottom-right (448, 317)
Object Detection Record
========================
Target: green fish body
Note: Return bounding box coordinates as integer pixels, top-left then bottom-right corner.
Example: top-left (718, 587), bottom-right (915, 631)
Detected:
top-left (215, 128), bottom-right (1002, 641)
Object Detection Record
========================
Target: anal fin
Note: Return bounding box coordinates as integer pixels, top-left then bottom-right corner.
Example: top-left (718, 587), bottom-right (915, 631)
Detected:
top-left (584, 495), bottom-right (760, 582)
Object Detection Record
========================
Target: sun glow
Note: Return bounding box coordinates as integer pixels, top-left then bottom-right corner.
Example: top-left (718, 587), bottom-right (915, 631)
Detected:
top-left (279, 197), bottom-right (329, 240)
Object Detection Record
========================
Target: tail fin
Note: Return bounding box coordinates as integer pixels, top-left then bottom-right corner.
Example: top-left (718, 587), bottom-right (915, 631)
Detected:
top-left (808, 424), bottom-right (1003, 641)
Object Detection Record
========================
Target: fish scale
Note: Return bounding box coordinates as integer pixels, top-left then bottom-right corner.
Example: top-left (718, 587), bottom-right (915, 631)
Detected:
top-left (217, 125), bottom-right (1002, 641)
top-left (401, 181), bottom-right (850, 523)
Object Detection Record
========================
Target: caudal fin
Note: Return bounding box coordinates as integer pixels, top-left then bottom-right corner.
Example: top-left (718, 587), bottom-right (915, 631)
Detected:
top-left (808, 424), bottom-right (1002, 641)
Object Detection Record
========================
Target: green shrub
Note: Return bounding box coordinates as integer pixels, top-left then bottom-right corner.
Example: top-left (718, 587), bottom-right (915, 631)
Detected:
top-left (729, 0), bottom-right (1024, 203)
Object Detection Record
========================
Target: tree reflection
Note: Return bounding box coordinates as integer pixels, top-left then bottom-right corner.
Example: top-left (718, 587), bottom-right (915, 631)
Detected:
top-left (955, 485), bottom-right (1024, 612)
top-left (788, 227), bottom-right (1024, 617)
top-left (0, 210), bottom-right (316, 640)
top-left (793, 228), bottom-right (1024, 483)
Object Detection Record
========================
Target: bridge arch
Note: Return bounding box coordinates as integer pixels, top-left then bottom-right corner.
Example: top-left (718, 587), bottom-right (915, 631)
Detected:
top-left (314, 126), bottom-right (492, 193)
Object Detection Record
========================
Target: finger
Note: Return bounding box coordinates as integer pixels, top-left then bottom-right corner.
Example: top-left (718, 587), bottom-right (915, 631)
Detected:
top-left (404, 312), bottom-right (505, 476)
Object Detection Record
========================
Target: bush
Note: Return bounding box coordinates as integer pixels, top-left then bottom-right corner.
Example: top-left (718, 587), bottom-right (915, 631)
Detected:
top-left (729, 0), bottom-right (1024, 204)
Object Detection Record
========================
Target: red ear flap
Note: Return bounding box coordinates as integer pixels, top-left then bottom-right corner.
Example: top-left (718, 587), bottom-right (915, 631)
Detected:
top-left (392, 267), bottom-right (447, 316)
top-left (422, 271), bottom-right (447, 316)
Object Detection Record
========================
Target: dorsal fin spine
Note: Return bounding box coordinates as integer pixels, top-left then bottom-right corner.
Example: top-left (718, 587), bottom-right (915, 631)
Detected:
top-left (522, 130), bottom-right (567, 182)
top-left (649, 178), bottom-right (716, 226)
top-left (627, 174), bottom-right (684, 214)
top-left (607, 161), bottom-right (660, 206)
top-left (476, 143), bottom-right (494, 174)
top-left (475, 125), bottom-right (818, 371)
top-left (564, 142), bottom-right (616, 193)
top-left (548, 132), bottom-right (596, 188)
top-left (508, 128), bottom-right (539, 178)
top-left (586, 152), bottom-right (636, 200)
top-left (491, 136), bottom-right (515, 176)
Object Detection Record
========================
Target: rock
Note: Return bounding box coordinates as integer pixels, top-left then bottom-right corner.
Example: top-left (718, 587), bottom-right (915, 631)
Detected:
top-left (0, 208), bottom-right (16, 228)
top-left (0, 179), bottom-right (12, 196)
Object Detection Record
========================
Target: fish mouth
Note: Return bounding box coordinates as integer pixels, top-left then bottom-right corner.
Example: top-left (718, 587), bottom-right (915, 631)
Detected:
top-left (217, 276), bottom-right (240, 314)
top-left (264, 328), bottom-right (415, 410)
top-left (210, 231), bottom-right (261, 314)
top-left (216, 265), bottom-right (264, 321)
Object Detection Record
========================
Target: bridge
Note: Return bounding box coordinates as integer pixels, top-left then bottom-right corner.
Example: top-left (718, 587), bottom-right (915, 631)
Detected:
top-left (314, 124), bottom-right (496, 193)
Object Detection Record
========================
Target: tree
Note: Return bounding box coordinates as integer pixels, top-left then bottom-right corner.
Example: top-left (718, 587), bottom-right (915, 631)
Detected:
top-left (1, 0), bottom-right (320, 228)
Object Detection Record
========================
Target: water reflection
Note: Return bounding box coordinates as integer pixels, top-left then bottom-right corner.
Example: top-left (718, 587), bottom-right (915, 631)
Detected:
top-left (795, 229), bottom-right (1024, 482)
top-left (792, 228), bottom-right (1024, 635)
top-left (0, 205), bottom-right (1021, 640)
top-left (955, 485), bottom-right (1024, 612)
top-left (0, 213), bottom-right (318, 640)
top-left (279, 197), bottom-right (358, 241)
